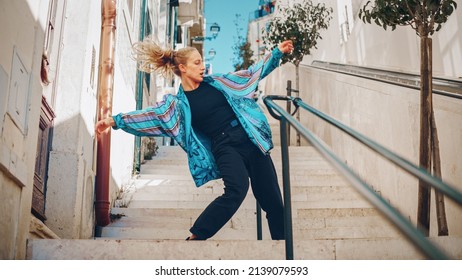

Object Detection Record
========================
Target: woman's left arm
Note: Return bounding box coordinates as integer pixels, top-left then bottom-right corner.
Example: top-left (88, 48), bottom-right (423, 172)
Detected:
top-left (215, 40), bottom-right (293, 98)
top-left (241, 40), bottom-right (293, 80)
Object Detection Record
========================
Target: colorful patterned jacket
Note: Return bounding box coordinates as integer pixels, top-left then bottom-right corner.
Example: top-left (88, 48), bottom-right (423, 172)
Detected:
top-left (112, 48), bottom-right (283, 187)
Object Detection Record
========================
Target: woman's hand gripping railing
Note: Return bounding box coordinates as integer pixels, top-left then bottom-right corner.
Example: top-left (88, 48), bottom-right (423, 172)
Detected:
top-left (263, 95), bottom-right (452, 260)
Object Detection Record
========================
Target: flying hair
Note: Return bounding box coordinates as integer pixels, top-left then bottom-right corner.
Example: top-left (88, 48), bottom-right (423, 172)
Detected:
top-left (132, 38), bottom-right (198, 77)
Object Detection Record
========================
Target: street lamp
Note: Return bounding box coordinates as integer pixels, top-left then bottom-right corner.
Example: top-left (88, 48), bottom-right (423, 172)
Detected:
top-left (209, 22), bottom-right (220, 37)
top-left (192, 22), bottom-right (221, 42)
top-left (208, 48), bottom-right (216, 58)
top-left (205, 48), bottom-right (216, 62)
top-left (205, 48), bottom-right (216, 74)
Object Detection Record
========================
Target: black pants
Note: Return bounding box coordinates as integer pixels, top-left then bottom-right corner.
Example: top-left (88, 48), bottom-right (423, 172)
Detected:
top-left (189, 124), bottom-right (285, 240)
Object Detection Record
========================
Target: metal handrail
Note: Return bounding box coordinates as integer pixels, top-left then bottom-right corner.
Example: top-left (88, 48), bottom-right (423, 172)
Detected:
top-left (293, 98), bottom-right (462, 205)
top-left (309, 61), bottom-right (462, 100)
top-left (263, 95), bottom-right (462, 260)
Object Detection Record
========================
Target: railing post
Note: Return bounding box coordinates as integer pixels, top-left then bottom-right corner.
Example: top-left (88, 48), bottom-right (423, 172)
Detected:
top-left (256, 202), bottom-right (262, 240)
top-left (280, 118), bottom-right (294, 260)
top-left (286, 80), bottom-right (292, 145)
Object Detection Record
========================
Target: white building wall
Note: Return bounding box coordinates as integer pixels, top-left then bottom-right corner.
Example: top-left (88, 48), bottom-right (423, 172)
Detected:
top-left (1, 0), bottom-right (170, 259)
top-left (0, 0), bottom-right (49, 259)
top-left (300, 0), bottom-right (462, 77)
top-left (45, 0), bottom-right (102, 239)
top-left (253, 0), bottom-right (462, 77)
top-left (109, 0), bottom-right (139, 198)
top-left (294, 66), bottom-right (462, 236)
top-left (258, 0), bottom-right (462, 236)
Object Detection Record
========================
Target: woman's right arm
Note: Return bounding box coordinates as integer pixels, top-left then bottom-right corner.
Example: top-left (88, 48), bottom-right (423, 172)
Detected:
top-left (95, 94), bottom-right (180, 138)
top-left (95, 117), bottom-right (115, 135)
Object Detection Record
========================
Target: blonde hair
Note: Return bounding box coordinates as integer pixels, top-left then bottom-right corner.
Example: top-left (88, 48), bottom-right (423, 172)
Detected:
top-left (132, 38), bottom-right (198, 77)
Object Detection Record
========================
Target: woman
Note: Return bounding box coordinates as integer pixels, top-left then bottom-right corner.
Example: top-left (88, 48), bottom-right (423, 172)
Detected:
top-left (96, 39), bottom-right (294, 241)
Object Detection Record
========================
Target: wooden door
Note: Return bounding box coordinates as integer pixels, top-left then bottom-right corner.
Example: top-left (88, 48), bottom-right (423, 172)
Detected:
top-left (32, 97), bottom-right (55, 220)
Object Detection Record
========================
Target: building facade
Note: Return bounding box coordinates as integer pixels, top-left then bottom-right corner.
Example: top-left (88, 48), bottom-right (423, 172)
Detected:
top-left (251, 0), bottom-right (462, 237)
top-left (0, 0), bottom-right (204, 260)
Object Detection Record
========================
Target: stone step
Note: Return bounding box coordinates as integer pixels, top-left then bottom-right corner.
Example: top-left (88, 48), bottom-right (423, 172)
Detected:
top-left (149, 145), bottom-right (318, 155)
top-left (125, 193), bottom-right (372, 209)
top-left (27, 237), bottom-right (462, 260)
top-left (103, 206), bottom-right (399, 241)
top-left (131, 186), bottom-right (364, 201)
top-left (26, 239), bottom-right (331, 260)
top-left (141, 146), bottom-right (325, 166)
top-left (109, 207), bottom-right (383, 221)
top-left (94, 142), bottom-right (448, 261)
top-left (110, 207), bottom-right (260, 219)
top-left (105, 212), bottom-right (396, 232)
top-left (140, 166), bottom-right (342, 177)
top-left (125, 197), bottom-right (373, 210)
top-left (99, 223), bottom-right (402, 241)
top-left (147, 146), bottom-right (323, 157)
top-left (142, 154), bottom-right (328, 165)
top-left (141, 160), bottom-right (328, 170)
top-left (134, 177), bottom-right (222, 188)
top-left (135, 174), bottom-right (351, 188)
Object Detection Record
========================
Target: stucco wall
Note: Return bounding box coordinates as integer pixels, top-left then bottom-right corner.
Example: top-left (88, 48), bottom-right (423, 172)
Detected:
top-left (0, 0), bottom-right (48, 259)
top-left (262, 0), bottom-right (462, 236)
top-left (298, 66), bottom-right (462, 236)
top-left (304, 0), bottom-right (462, 78)
top-left (45, 0), bottom-right (102, 239)
top-left (0, 0), bottom-right (146, 259)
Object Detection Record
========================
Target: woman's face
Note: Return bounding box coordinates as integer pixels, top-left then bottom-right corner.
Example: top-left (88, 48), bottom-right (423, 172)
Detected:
top-left (180, 50), bottom-right (205, 84)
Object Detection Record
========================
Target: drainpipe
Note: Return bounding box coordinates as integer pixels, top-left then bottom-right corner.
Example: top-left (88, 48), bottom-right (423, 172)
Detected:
top-left (134, 0), bottom-right (147, 173)
top-left (95, 0), bottom-right (117, 227)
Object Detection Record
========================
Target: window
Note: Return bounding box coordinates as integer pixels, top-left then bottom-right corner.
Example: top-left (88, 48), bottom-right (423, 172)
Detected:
top-left (124, 0), bottom-right (136, 35)
top-left (32, 0), bottom-right (62, 221)
top-left (44, 0), bottom-right (58, 52)
top-left (90, 46), bottom-right (96, 89)
top-left (8, 48), bottom-right (30, 133)
top-left (337, 0), bottom-right (354, 44)
top-left (0, 65), bottom-right (8, 125)
top-left (144, 10), bottom-right (152, 92)
top-left (42, 0), bottom-right (66, 105)
top-left (127, 0), bottom-right (134, 18)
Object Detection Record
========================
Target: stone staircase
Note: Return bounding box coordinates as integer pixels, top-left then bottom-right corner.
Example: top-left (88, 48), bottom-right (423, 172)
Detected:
top-left (27, 145), bottom-right (462, 259)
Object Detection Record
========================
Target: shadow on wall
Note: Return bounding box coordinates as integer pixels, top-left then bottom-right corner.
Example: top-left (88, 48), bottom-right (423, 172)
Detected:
top-left (45, 113), bottom-right (98, 239)
top-left (46, 109), bottom-right (134, 239)
top-left (0, 0), bottom-right (47, 259)
top-left (299, 64), bottom-right (462, 236)
top-left (44, 111), bottom-right (134, 240)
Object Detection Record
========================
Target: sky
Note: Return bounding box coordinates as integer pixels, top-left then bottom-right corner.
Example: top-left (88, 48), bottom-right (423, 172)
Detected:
top-left (203, 0), bottom-right (260, 74)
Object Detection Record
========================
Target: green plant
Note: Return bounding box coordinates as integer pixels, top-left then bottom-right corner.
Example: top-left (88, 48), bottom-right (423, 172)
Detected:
top-left (263, 0), bottom-right (333, 145)
top-left (110, 213), bottom-right (125, 222)
top-left (143, 137), bottom-right (158, 160)
top-left (234, 41), bottom-right (255, 71)
top-left (232, 14), bottom-right (255, 71)
top-left (359, 0), bottom-right (457, 236)
top-left (114, 179), bottom-right (136, 208)
top-left (263, 1), bottom-right (333, 67)
top-left (358, 0), bottom-right (456, 35)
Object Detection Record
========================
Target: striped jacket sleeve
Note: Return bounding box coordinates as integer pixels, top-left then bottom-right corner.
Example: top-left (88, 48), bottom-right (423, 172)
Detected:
top-left (112, 94), bottom-right (181, 138)
top-left (244, 47), bottom-right (283, 80)
top-left (213, 47), bottom-right (283, 97)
